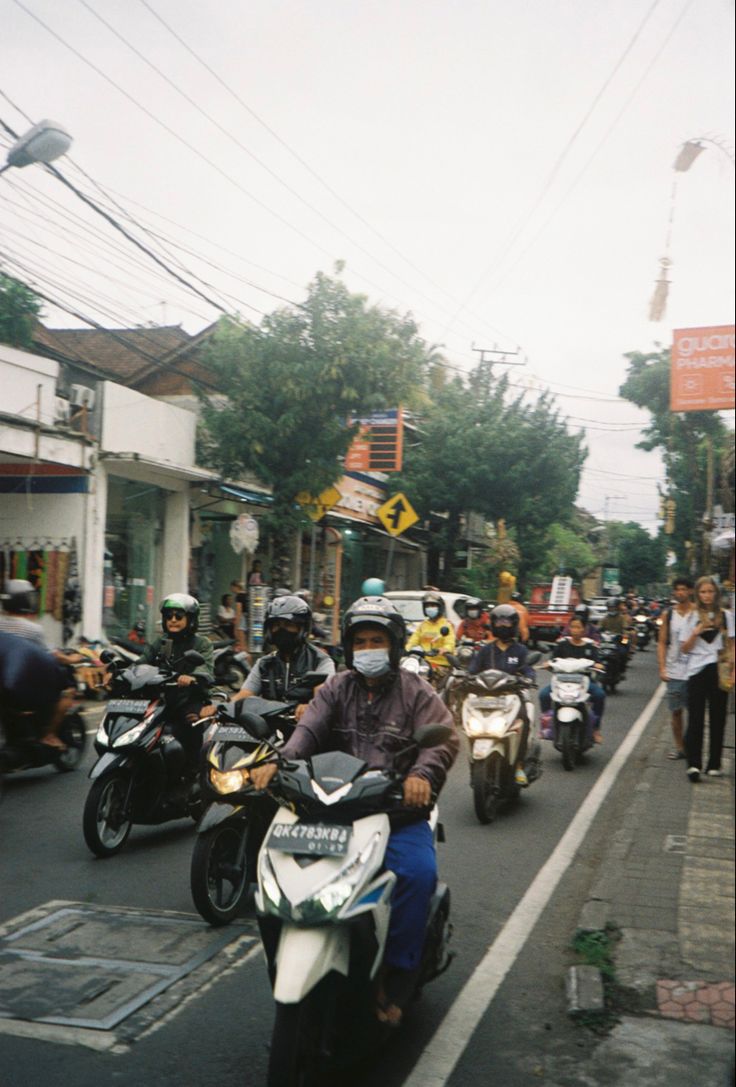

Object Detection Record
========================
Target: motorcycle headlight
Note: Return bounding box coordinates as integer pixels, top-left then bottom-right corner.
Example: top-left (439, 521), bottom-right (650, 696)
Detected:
top-left (95, 723), bottom-right (108, 746)
top-left (298, 832), bottom-right (383, 923)
top-left (465, 718), bottom-right (485, 735)
top-left (556, 685), bottom-right (582, 703)
top-left (210, 767), bottom-right (250, 794)
top-left (112, 720), bottom-right (148, 747)
top-left (259, 850), bottom-right (284, 914)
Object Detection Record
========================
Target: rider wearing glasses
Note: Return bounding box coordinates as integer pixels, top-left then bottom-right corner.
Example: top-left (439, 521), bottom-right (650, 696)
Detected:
top-left (136, 594), bottom-right (214, 764)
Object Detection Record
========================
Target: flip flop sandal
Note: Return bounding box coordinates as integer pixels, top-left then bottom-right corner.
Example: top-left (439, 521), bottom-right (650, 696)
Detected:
top-left (667, 750), bottom-right (686, 760)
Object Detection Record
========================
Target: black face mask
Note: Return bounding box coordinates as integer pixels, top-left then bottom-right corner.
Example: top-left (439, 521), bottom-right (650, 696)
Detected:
top-left (271, 629), bottom-right (301, 653)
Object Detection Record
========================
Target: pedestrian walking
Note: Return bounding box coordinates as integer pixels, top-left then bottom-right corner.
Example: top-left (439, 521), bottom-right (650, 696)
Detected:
top-left (657, 576), bottom-right (695, 760)
top-left (680, 576), bottom-right (735, 782)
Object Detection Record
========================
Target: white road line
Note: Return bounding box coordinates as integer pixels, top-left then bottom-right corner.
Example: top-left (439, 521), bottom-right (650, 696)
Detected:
top-left (404, 682), bottom-right (665, 1087)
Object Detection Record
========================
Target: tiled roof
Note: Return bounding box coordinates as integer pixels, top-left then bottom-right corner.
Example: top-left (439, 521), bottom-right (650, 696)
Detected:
top-left (32, 324), bottom-right (191, 382)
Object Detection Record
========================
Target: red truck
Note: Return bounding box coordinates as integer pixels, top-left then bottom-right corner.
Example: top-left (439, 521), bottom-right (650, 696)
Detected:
top-left (527, 579), bottom-right (582, 645)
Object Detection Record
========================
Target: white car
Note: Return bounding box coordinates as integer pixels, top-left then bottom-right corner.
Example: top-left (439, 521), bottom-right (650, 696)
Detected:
top-left (384, 590), bottom-right (468, 635)
top-left (588, 598), bottom-right (609, 625)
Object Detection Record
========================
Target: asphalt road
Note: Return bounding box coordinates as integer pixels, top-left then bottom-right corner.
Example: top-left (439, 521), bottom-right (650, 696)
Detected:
top-left (0, 650), bottom-right (663, 1087)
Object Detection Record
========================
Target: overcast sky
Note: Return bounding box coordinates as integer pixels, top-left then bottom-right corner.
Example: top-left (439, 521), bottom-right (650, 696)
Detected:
top-left (2, 0), bottom-right (735, 533)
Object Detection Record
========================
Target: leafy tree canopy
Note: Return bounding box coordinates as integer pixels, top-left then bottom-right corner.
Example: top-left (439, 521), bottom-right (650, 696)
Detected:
top-left (0, 274), bottom-right (42, 348)
top-left (606, 520), bottom-right (667, 593)
top-left (199, 271), bottom-right (432, 533)
top-left (619, 347), bottom-right (731, 568)
top-left (398, 364), bottom-right (586, 587)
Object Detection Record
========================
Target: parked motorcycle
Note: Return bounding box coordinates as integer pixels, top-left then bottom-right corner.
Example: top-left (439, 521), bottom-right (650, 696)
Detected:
top-left (256, 724), bottom-right (454, 1087)
top-left (450, 654), bottom-right (542, 824)
top-left (597, 632), bottom-right (627, 693)
top-left (190, 675), bottom-right (324, 926)
top-left (545, 657), bottom-right (600, 770)
top-left (82, 650), bottom-right (210, 857)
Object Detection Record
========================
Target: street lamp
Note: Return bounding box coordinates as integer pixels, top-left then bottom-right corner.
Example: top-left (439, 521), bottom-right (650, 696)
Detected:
top-left (0, 119), bottom-right (72, 177)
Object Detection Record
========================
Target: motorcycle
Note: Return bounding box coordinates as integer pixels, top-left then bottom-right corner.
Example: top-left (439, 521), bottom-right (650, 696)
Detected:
top-left (0, 693), bottom-right (86, 799)
top-left (450, 654), bottom-right (542, 824)
top-left (190, 675), bottom-right (324, 926)
top-left (82, 650), bottom-right (210, 857)
top-left (256, 724), bottom-right (455, 1087)
top-left (399, 646), bottom-right (432, 681)
top-left (597, 632), bottom-right (627, 693)
top-left (211, 638), bottom-right (251, 693)
top-left (545, 657), bottom-right (600, 771)
top-left (633, 612), bottom-right (653, 651)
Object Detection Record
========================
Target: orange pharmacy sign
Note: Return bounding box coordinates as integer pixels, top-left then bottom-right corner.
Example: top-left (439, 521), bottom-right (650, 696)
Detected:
top-left (671, 325), bottom-right (735, 412)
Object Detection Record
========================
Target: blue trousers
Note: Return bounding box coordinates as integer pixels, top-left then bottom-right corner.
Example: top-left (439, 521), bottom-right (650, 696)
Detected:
top-left (384, 820), bottom-right (437, 971)
top-left (539, 682), bottom-right (605, 725)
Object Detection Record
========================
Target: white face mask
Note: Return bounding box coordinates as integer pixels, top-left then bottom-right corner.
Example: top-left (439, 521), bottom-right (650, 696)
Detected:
top-left (353, 648), bottom-right (391, 677)
top-left (467, 609), bottom-right (480, 619)
top-left (425, 606), bottom-right (440, 620)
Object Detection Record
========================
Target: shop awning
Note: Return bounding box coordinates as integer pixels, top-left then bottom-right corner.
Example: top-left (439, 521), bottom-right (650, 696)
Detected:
top-left (218, 482), bottom-right (273, 505)
top-left (101, 452), bottom-right (218, 483)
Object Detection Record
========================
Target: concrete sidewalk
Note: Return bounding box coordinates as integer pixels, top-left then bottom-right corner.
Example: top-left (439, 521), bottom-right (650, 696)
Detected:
top-left (570, 695), bottom-right (735, 1084)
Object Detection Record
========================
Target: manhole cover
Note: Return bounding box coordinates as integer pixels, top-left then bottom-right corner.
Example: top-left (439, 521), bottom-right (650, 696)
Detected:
top-left (0, 904), bottom-right (255, 1031)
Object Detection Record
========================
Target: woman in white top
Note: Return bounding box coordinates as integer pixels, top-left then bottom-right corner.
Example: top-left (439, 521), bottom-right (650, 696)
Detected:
top-left (679, 576), bottom-right (735, 781)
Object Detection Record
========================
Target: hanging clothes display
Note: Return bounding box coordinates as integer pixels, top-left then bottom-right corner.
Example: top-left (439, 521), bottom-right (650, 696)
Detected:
top-left (63, 539), bottom-right (82, 643)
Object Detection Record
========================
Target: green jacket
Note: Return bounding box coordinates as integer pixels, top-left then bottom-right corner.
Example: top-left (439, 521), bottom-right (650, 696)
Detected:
top-left (138, 632), bottom-right (214, 684)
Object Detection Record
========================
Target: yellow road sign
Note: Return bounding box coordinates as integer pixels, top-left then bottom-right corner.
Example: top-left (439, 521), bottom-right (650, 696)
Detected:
top-left (376, 492), bottom-right (419, 537)
top-left (296, 485), bottom-right (343, 523)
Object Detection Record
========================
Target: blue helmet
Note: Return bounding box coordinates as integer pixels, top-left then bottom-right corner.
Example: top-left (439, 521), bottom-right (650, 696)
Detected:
top-left (361, 577), bottom-right (386, 597)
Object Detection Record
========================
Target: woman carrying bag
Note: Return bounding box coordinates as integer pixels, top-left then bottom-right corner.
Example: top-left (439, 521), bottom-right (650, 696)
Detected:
top-left (680, 576), bottom-right (735, 782)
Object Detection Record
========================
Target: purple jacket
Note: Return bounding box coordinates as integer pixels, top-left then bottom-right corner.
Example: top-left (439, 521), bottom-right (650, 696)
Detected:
top-left (281, 670), bottom-right (459, 794)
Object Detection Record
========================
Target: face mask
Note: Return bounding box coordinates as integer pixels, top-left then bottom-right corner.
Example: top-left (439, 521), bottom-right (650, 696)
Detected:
top-left (425, 606), bottom-right (440, 619)
top-left (271, 628), bottom-right (300, 653)
top-left (467, 609), bottom-right (480, 619)
top-left (353, 648), bottom-right (391, 677)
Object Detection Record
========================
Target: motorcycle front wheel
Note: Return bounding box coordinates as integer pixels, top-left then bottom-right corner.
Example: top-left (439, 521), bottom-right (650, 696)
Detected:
top-left (559, 724), bottom-right (575, 771)
top-left (471, 754), bottom-right (501, 824)
top-left (268, 980), bottom-right (336, 1087)
top-left (54, 712), bottom-right (86, 772)
top-left (190, 821), bottom-right (250, 925)
top-left (83, 771), bottom-right (133, 857)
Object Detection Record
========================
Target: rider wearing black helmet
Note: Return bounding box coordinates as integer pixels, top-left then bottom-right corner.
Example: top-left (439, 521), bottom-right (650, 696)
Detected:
top-left (250, 595), bottom-right (458, 1026)
top-left (135, 593), bottom-right (214, 762)
top-left (405, 591), bottom-right (456, 684)
top-left (468, 605), bottom-right (536, 786)
top-left (219, 593), bottom-right (334, 718)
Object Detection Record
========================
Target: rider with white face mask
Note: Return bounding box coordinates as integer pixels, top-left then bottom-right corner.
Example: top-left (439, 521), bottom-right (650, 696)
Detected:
top-left (405, 591), bottom-right (456, 683)
top-left (251, 595), bottom-right (458, 1026)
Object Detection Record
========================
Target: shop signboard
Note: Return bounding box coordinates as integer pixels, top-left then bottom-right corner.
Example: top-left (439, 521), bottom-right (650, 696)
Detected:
top-left (343, 408), bottom-right (404, 472)
top-left (671, 325), bottom-right (735, 412)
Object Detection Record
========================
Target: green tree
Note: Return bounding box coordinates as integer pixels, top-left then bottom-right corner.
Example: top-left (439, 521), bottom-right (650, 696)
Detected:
top-left (0, 274), bottom-right (42, 348)
top-left (619, 347), bottom-right (731, 569)
top-left (398, 368), bottom-right (586, 588)
top-left (537, 522), bottom-right (597, 582)
top-left (199, 272), bottom-right (431, 540)
top-left (606, 520), bottom-right (667, 592)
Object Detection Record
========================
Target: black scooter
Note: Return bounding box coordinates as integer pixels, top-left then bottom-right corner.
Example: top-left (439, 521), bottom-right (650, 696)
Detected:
top-left (0, 697), bottom-right (86, 802)
top-left (82, 650), bottom-right (210, 857)
top-left (190, 674), bottom-right (324, 925)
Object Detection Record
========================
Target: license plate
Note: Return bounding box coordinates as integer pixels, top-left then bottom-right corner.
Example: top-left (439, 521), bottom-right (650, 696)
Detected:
top-left (268, 822), bottom-right (351, 857)
top-left (106, 699), bottom-right (150, 713)
top-left (214, 726), bottom-right (255, 743)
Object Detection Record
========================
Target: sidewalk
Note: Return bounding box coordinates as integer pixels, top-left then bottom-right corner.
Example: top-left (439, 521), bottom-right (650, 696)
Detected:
top-left (569, 695), bottom-right (735, 1084)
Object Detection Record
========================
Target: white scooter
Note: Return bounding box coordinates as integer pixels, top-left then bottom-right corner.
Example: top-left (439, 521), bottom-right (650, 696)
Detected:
top-left (255, 724), bottom-right (454, 1087)
top-left (546, 657), bottom-right (600, 770)
top-left (451, 654), bottom-right (542, 824)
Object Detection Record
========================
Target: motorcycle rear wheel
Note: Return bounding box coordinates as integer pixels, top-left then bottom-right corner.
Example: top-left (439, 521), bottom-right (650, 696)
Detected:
top-left (224, 662), bottom-right (248, 692)
top-left (83, 771), bottom-right (133, 857)
top-left (559, 724), bottom-right (575, 771)
top-left (471, 755), bottom-right (501, 824)
top-left (190, 821), bottom-right (250, 925)
top-left (54, 712), bottom-right (86, 772)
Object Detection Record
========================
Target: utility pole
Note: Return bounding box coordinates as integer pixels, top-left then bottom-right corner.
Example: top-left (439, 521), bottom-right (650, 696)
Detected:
top-left (471, 344), bottom-right (524, 396)
top-left (703, 435), bottom-right (715, 574)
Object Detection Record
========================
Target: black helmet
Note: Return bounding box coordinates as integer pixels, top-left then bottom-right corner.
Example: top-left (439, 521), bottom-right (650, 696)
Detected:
top-left (341, 596), bottom-right (406, 670)
top-left (3, 579), bottom-right (39, 615)
top-left (422, 591), bottom-right (445, 617)
top-left (606, 597), bottom-right (619, 612)
top-left (490, 604), bottom-right (519, 642)
top-left (464, 596), bottom-right (483, 617)
top-left (160, 593), bottom-right (200, 635)
top-left (264, 594), bottom-right (312, 644)
top-left (574, 603), bottom-right (589, 624)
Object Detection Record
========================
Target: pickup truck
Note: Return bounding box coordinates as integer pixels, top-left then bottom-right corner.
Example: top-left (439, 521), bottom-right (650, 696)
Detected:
top-left (527, 581), bottom-right (582, 645)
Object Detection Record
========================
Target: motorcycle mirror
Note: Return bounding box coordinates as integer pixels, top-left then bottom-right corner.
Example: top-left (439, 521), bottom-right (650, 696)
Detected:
top-left (182, 650), bottom-right (205, 666)
top-left (238, 710), bottom-right (273, 740)
top-left (414, 723), bottom-right (455, 749)
top-left (440, 626), bottom-right (449, 636)
top-left (99, 649), bottom-right (117, 664)
top-left (526, 650), bottom-right (542, 666)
